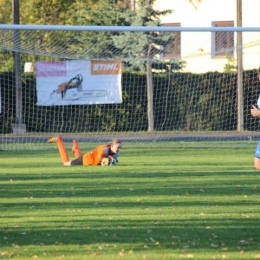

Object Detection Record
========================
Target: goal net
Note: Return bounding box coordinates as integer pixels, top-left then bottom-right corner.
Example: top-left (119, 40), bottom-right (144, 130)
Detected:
top-left (0, 25), bottom-right (260, 149)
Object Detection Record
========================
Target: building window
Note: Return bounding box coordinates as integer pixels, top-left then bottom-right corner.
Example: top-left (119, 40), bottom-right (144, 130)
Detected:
top-left (161, 23), bottom-right (181, 58)
top-left (212, 21), bottom-right (234, 57)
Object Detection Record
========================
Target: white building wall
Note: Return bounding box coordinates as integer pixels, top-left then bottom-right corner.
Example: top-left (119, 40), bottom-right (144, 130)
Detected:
top-left (154, 0), bottom-right (260, 73)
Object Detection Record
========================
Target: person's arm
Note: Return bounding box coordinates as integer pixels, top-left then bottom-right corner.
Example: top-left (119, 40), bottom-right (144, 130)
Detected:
top-left (251, 105), bottom-right (260, 117)
top-left (113, 152), bottom-right (119, 159)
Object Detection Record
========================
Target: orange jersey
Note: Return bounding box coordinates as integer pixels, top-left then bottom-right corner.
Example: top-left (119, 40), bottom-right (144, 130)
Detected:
top-left (82, 144), bottom-right (120, 166)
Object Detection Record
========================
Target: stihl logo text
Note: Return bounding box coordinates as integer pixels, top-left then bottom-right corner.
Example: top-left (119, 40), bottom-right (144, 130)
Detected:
top-left (91, 60), bottom-right (122, 75)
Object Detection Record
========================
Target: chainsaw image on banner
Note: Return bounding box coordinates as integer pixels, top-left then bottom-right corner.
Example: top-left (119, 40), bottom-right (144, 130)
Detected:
top-left (49, 74), bottom-right (107, 101)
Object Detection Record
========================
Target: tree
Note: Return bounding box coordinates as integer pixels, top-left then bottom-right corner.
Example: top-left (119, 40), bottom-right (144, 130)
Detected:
top-left (0, 0), bottom-right (136, 70)
top-left (112, 0), bottom-right (174, 131)
top-left (0, 0), bottom-right (12, 24)
top-left (112, 0), bottom-right (173, 70)
top-left (64, 0), bottom-right (133, 59)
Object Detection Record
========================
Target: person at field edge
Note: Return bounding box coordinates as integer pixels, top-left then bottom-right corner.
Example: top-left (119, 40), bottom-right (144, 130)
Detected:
top-left (251, 105), bottom-right (260, 170)
top-left (47, 135), bottom-right (122, 166)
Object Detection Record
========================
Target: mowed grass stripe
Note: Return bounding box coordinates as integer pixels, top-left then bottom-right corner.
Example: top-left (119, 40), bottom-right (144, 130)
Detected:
top-left (0, 141), bottom-right (260, 259)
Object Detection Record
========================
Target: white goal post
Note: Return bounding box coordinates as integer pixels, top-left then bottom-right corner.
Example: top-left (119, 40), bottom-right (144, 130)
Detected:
top-left (1, 24), bottom-right (260, 31)
top-left (0, 24), bottom-right (260, 149)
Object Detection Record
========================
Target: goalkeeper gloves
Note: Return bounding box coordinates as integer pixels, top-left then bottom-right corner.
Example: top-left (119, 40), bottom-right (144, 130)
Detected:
top-left (110, 157), bottom-right (118, 165)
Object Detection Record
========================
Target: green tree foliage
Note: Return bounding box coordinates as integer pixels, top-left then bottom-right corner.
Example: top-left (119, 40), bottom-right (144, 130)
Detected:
top-left (65, 0), bottom-right (133, 59)
top-left (0, 0), bottom-right (12, 24)
top-left (0, 0), bottom-right (134, 25)
top-left (223, 53), bottom-right (237, 73)
top-left (0, 0), bottom-right (180, 67)
top-left (112, 0), bottom-right (174, 71)
top-left (21, 0), bottom-right (91, 25)
top-left (0, 0), bottom-right (80, 25)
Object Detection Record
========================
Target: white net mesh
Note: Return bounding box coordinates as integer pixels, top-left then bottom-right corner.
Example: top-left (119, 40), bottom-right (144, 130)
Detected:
top-left (0, 26), bottom-right (260, 149)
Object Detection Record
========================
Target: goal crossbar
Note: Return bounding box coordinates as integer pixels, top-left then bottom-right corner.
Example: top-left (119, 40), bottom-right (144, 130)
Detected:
top-left (0, 24), bottom-right (260, 32)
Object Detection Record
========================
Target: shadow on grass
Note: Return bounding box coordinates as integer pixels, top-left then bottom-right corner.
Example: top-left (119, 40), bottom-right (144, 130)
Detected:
top-left (1, 216), bottom-right (260, 254)
top-left (1, 169), bottom-right (260, 199)
top-left (0, 146), bottom-right (259, 257)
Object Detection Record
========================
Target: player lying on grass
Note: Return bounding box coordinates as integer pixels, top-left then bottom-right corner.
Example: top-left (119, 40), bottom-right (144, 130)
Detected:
top-left (251, 105), bottom-right (260, 170)
top-left (47, 135), bottom-right (122, 166)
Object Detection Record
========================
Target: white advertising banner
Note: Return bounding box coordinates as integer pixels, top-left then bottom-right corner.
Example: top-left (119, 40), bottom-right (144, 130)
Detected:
top-left (36, 60), bottom-right (122, 106)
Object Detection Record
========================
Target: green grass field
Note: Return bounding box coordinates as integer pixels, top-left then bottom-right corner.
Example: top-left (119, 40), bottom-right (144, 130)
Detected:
top-left (1, 141), bottom-right (260, 260)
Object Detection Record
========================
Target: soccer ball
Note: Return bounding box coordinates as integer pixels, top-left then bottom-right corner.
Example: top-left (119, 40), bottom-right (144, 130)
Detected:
top-left (101, 157), bottom-right (111, 166)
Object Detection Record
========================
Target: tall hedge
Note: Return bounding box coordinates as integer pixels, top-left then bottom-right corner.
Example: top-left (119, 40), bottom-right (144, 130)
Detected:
top-left (0, 70), bottom-right (259, 133)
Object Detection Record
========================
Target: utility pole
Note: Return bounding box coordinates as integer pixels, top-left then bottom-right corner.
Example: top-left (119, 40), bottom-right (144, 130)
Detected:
top-left (12, 0), bottom-right (26, 133)
top-left (236, 0), bottom-right (244, 131)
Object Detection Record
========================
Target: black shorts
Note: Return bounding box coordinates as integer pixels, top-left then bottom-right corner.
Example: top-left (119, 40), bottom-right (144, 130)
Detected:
top-left (70, 155), bottom-right (83, 166)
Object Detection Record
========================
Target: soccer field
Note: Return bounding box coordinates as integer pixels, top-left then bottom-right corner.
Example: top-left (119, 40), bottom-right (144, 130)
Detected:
top-left (1, 141), bottom-right (260, 259)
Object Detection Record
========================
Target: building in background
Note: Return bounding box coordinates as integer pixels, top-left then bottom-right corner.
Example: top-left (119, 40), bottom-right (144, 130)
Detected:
top-left (154, 0), bottom-right (260, 73)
